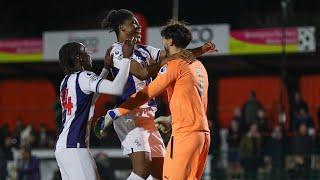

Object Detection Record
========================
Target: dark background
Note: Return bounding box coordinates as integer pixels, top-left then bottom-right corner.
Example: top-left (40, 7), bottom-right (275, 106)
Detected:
top-left (1, 0), bottom-right (319, 37)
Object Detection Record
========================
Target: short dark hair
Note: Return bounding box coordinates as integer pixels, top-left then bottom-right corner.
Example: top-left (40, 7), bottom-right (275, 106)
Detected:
top-left (101, 9), bottom-right (134, 36)
top-left (59, 42), bottom-right (80, 75)
top-left (161, 20), bottom-right (192, 48)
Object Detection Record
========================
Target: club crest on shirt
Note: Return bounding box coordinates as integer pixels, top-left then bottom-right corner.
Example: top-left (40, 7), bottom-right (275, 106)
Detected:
top-left (85, 72), bottom-right (98, 81)
top-left (159, 65), bottom-right (168, 74)
top-left (90, 75), bottom-right (98, 81)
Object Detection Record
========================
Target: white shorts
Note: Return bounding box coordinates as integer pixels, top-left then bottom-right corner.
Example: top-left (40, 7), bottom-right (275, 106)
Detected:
top-left (113, 113), bottom-right (166, 158)
top-left (55, 148), bottom-right (98, 180)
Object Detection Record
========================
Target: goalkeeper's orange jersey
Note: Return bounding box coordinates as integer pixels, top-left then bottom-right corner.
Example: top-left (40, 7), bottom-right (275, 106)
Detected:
top-left (117, 59), bottom-right (210, 134)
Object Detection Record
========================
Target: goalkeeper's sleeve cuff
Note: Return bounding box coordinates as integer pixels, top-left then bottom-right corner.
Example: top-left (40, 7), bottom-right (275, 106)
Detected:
top-left (107, 108), bottom-right (121, 120)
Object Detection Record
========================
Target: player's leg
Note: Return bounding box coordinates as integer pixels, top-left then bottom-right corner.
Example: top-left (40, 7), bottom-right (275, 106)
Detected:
top-left (150, 157), bottom-right (164, 179)
top-left (55, 149), bottom-right (70, 180)
top-left (78, 148), bottom-right (100, 180)
top-left (114, 118), bottom-right (152, 179)
top-left (128, 151), bottom-right (152, 179)
top-left (68, 149), bottom-right (99, 180)
top-left (195, 133), bottom-right (211, 179)
top-left (125, 127), bottom-right (153, 179)
top-left (55, 148), bottom-right (98, 180)
top-left (149, 130), bottom-right (166, 179)
top-left (162, 137), bottom-right (174, 180)
top-left (163, 132), bottom-right (206, 180)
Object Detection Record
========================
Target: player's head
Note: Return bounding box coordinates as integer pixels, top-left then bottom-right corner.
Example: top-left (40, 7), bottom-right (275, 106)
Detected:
top-left (101, 9), bottom-right (142, 43)
top-left (59, 42), bottom-right (92, 75)
top-left (161, 20), bottom-right (192, 52)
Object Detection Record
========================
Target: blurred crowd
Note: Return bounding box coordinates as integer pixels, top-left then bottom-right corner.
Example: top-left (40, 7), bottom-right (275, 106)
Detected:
top-left (0, 119), bottom-right (115, 180)
top-left (212, 91), bottom-right (320, 179)
top-left (0, 118), bottom-right (55, 179)
top-left (1, 91), bottom-right (320, 179)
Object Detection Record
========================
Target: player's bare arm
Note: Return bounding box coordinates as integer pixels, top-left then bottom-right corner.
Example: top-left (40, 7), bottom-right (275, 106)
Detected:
top-left (129, 43), bottom-right (215, 80)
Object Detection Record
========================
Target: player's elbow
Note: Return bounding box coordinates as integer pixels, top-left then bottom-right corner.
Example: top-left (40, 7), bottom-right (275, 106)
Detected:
top-left (97, 83), bottom-right (124, 96)
top-left (111, 84), bottom-right (126, 96)
top-left (112, 91), bottom-right (123, 96)
top-left (110, 87), bottom-right (123, 96)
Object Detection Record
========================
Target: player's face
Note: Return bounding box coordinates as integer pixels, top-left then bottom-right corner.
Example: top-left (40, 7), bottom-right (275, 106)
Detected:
top-left (121, 17), bottom-right (142, 43)
top-left (78, 44), bottom-right (92, 70)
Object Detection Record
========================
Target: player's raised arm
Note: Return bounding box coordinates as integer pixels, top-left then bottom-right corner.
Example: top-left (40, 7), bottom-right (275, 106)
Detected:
top-left (95, 40), bottom-right (134, 96)
top-left (187, 42), bottom-right (218, 57)
top-left (95, 61), bottom-right (181, 138)
top-left (130, 49), bottom-right (197, 80)
top-left (142, 41), bottom-right (216, 78)
top-left (159, 42), bottom-right (217, 62)
top-left (82, 41), bottom-right (134, 96)
top-left (118, 61), bottom-right (180, 115)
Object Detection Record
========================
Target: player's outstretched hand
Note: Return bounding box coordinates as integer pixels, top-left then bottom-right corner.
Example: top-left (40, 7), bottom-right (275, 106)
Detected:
top-left (155, 116), bottom-right (172, 134)
top-left (202, 42), bottom-right (218, 53)
top-left (122, 38), bottom-right (135, 58)
top-left (94, 109), bottom-right (120, 139)
top-left (104, 46), bottom-right (114, 68)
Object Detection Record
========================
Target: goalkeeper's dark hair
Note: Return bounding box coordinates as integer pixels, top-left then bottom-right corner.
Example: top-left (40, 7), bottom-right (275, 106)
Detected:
top-left (59, 42), bottom-right (80, 75)
top-left (101, 9), bottom-right (135, 37)
top-left (161, 20), bottom-right (192, 49)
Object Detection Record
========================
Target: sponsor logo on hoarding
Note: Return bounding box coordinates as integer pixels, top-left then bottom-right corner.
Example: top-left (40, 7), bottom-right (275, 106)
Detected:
top-left (0, 38), bottom-right (43, 62)
top-left (229, 27), bottom-right (315, 55)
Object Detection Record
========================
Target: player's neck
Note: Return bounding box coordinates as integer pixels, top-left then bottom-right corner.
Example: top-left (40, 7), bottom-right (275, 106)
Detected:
top-left (118, 35), bottom-right (129, 43)
top-left (168, 47), bottom-right (183, 55)
top-left (74, 63), bottom-right (84, 72)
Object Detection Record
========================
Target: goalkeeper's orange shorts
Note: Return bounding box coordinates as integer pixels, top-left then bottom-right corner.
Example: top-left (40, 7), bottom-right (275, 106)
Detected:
top-left (163, 131), bottom-right (210, 180)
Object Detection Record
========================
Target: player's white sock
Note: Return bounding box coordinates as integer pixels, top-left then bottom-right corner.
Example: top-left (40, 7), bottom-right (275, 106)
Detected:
top-left (127, 172), bottom-right (144, 180)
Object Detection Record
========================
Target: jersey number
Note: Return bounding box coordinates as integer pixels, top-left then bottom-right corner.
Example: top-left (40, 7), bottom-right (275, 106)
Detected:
top-left (61, 88), bottom-right (73, 115)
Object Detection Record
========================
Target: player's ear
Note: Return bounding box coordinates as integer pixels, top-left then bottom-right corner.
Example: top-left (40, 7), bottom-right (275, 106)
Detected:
top-left (169, 39), bottom-right (174, 47)
top-left (119, 24), bottom-right (125, 32)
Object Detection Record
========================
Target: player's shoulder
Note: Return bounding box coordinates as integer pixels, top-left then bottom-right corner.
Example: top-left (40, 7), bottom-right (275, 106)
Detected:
top-left (160, 60), bottom-right (183, 73)
top-left (136, 44), bottom-right (159, 53)
top-left (168, 59), bottom-right (203, 72)
top-left (158, 60), bottom-right (183, 75)
top-left (79, 71), bottom-right (99, 82)
top-left (190, 59), bottom-right (205, 68)
top-left (110, 42), bottom-right (121, 52)
top-left (135, 44), bottom-right (149, 49)
top-left (189, 60), bottom-right (207, 74)
top-left (167, 58), bottom-right (190, 66)
top-left (110, 42), bottom-right (123, 58)
top-left (59, 76), bottom-right (68, 90)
